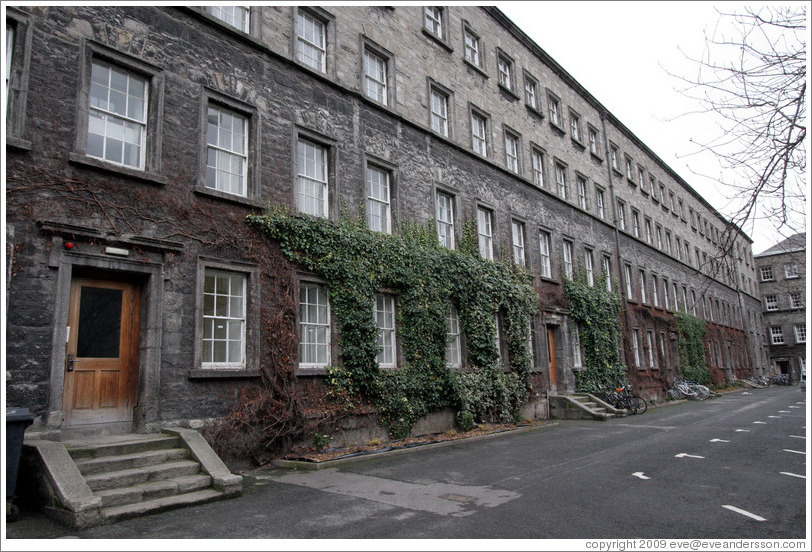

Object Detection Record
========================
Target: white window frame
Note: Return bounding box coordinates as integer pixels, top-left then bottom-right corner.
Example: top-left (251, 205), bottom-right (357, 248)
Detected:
top-left (784, 263), bottom-right (799, 279)
top-left (652, 275), bottom-right (659, 307)
top-left (632, 329), bottom-right (641, 367)
top-left (760, 266), bottom-right (774, 281)
top-left (570, 112), bottom-right (581, 142)
top-left (789, 293), bottom-right (803, 309)
top-left (463, 27), bottom-right (481, 67)
top-left (424, 7), bottom-right (444, 38)
top-left (504, 131), bottom-right (519, 173)
top-left (572, 326), bottom-right (583, 368)
top-left (497, 53), bottom-right (513, 92)
top-left (471, 110), bottom-right (488, 156)
top-left (795, 324), bottom-right (806, 344)
top-left (206, 104), bottom-right (248, 197)
top-left (647, 330), bottom-right (656, 368)
top-left (296, 9), bottom-right (326, 72)
top-left (374, 293), bottom-right (397, 368)
top-left (366, 165), bottom-right (391, 234)
top-left (770, 326), bottom-right (784, 345)
top-left (602, 255), bottom-right (612, 292)
top-left (562, 240), bottom-right (574, 280)
top-left (632, 210), bottom-right (640, 238)
top-left (87, 60), bottom-right (148, 170)
top-left (618, 201), bottom-right (627, 231)
top-left (539, 231), bottom-right (552, 278)
top-left (296, 138), bottom-right (328, 217)
top-left (555, 163), bottom-right (567, 199)
top-left (625, 264), bottom-right (634, 299)
top-left (663, 278), bottom-right (670, 310)
top-left (577, 176), bottom-right (587, 210)
top-left (531, 148), bottom-right (545, 188)
top-left (548, 94), bottom-right (561, 127)
top-left (765, 295), bottom-right (779, 311)
top-left (512, 220), bottom-right (526, 267)
top-left (429, 86), bottom-right (449, 137)
top-left (477, 206), bottom-right (494, 260)
top-left (436, 191), bottom-right (455, 249)
top-left (639, 270), bottom-right (647, 304)
top-left (363, 47), bottom-right (388, 105)
top-left (209, 5), bottom-right (250, 32)
top-left (524, 75), bottom-right (539, 110)
top-left (584, 249), bottom-right (594, 287)
top-left (596, 188), bottom-right (605, 219)
top-left (201, 269), bottom-right (246, 368)
top-left (299, 282), bottom-right (331, 368)
top-left (588, 127), bottom-right (599, 155)
top-left (446, 305), bottom-right (462, 369)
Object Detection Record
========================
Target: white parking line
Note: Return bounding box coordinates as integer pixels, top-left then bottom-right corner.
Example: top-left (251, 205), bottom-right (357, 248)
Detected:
top-left (783, 449), bottom-right (805, 455)
top-left (709, 439), bottom-right (730, 443)
top-left (789, 406), bottom-right (800, 409)
top-left (768, 416), bottom-right (780, 418)
top-left (632, 472), bottom-right (650, 480)
top-left (735, 429), bottom-right (750, 432)
top-left (753, 421), bottom-right (767, 424)
top-left (789, 435), bottom-right (806, 439)
top-left (779, 411), bottom-right (790, 413)
top-left (780, 472), bottom-right (806, 479)
top-left (722, 505), bottom-right (766, 521)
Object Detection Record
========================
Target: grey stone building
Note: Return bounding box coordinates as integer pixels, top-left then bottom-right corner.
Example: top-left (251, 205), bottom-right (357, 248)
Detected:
top-left (755, 233), bottom-right (806, 383)
top-left (5, 5), bottom-right (765, 440)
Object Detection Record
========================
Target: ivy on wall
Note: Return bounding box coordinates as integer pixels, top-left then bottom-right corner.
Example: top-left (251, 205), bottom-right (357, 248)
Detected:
top-left (562, 269), bottom-right (627, 393)
top-left (247, 207), bottom-right (539, 438)
top-left (675, 312), bottom-right (710, 384)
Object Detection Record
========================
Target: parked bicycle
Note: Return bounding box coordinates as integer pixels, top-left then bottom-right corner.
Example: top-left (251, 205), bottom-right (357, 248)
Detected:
top-left (596, 385), bottom-right (647, 414)
top-left (669, 379), bottom-right (711, 400)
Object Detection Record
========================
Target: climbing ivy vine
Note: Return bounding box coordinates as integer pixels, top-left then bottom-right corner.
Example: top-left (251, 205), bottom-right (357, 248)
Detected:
top-left (562, 269), bottom-right (627, 393)
top-left (675, 312), bottom-right (710, 384)
top-left (247, 206), bottom-right (538, 438)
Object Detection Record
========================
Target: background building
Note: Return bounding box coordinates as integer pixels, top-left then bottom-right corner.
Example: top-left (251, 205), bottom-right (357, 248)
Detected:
top-left (755, 233), bottom-right (806, 383)
top-left (5, 6), bottom-right (765, 440)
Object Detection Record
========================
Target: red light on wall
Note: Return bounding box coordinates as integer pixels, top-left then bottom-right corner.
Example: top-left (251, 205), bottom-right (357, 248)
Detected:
top-left (64, 242), bottom-right (74, 249)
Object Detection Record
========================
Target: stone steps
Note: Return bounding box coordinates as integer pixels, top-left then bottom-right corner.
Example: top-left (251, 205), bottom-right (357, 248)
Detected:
top-left (64, 432), bottom-right (231, 524)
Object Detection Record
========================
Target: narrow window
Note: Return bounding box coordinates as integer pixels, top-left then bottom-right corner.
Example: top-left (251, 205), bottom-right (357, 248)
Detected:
top-left (794, 324), bottom-right (806, 344)
top-left (374, 294), bottom-right (397, 368)
top-left (617, 201), bottom-right (627, 231)
top-left (366, 165), bottom-right (391, 233)
top-left (436, 191), bottom-right (455, 248)
top-left (531, 149), bottom-right (545, 188)
top-left (512, 220), bottom-right (526, 267)
top-left (647, 331), bottom-right (656, 368)
top-left (584, 249), bottom-right (594, 287)
top-left (471, 111), bottom-right (488, 156)
top-left (87, 61), bottom-right (147, 169)
top-left (424, 7), bottom-right (444, 39)
top-left (663, 278), bottom-right (670, 310)
top-left (639, 270), bottom-right (647, 303)
top-left (632, 330), bottom-right (641, 367)
top-left (588, 127), bottom-right (599, 155)
top-left (430, 87), bottom-right (449, 136)
top-left (206, 105), bottom-right (247, 196)
top-left (555, 163), bottom-right (567, 199)
top-left (632, 210), bottom-right (640, 238)
top-left (602, 255), bottom-right (612, 292)
top-left (524, 76), bottom-right (539, 110)
top-left (572, 326), bottom-right (583, 368)
top-left (626, 157), bottom-right (633, 181)
top-left (446, 306), bottom-right (462, 369)
top-left (610, 146), bottom-right (619, 170)
top-left (497, 54), bottom-right (513, 92)
top-left (548, 95), bottom-right (560, 127)
top-left (652, 275), bottom-right (659, 307)
top-left (209, 6), bottom-right (249, 32)
top-left (296, 9), bottom-right (326, 71)
top-left (363, 48), bottom-right (388, 105)
top-left (504, 132), bottom-right (519, 173)
top-left (656, 225), bottom-right (663, 250)
top-left (463, 28), bottom-right (481, 67)
top-left (570, 112), bottom-right (581, 142)
top-left (477, 207), bottom-right (494, 260)
top-left (577, 176), bottom-right (588, 210)
top-left (596, 188), bottom-right (605, 219)
top-left (299, 283), bottom-right (331, 367)
top-left (625, 264), bottom-right (634, 299)
top-left (539, 231), bottom-right (552, 278)
top-left (202, 269), bottom-right (246, 367)
top-left (562, 240), bottom-right (574, 279)
top-left (297, 138), bottom-right (328, 217)
top-left (645, 218), bottom-right (653, 244)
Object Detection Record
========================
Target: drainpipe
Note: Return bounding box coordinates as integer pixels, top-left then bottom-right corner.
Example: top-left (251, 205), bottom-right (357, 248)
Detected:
top-left (600, 111), bottom-right (630, 372)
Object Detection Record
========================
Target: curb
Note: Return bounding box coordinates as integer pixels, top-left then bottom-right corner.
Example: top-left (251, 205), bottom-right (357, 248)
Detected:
top-left (266, 421), bottom-right (560, 471)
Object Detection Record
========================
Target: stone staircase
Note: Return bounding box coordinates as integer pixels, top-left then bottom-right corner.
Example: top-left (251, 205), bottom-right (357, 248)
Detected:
top-left (549, 393), bottom-right (626, 421)
top-left (66, 434), bottom-right (225, 522)
top-left (23, 428), bottom-right (242, 528)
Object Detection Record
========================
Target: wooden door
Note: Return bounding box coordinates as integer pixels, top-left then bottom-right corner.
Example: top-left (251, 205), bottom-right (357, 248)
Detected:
top-left (547, 326), bottom-right (558, 389)
top-left (63, 277), bottom-right (140, 425)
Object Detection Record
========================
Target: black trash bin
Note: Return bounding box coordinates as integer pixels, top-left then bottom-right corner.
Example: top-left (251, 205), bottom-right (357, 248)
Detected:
top-left (6, 407), bottom-right (35, 520)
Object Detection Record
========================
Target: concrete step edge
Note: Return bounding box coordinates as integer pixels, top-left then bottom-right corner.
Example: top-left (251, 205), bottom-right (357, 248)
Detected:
top-left (85, 460), bottom-right (202, 491)
top-left (101, 489), bottom-right (226, 522)
top-left (95, 474), bottom-right (213, 507)
top-left (76, 448), bottom-right (190, 475)
top-left (68, 435), bottom-right (182, 460)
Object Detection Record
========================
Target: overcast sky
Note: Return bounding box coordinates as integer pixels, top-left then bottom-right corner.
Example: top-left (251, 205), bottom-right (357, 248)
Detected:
top-left (496, 1), bottom-right (807, 254)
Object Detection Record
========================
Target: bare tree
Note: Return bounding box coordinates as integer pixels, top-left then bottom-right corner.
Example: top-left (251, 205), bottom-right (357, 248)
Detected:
top-left (669, 5), bottom-right (806, 256)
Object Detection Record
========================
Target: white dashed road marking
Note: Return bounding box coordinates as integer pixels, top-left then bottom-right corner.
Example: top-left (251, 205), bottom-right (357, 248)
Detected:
top-left (632, 472), bottom-right (650, 480)
top-left (768, 416), bottom-right (780, 418)
top-left (735, 429), bottom-right (750, 432)
top-left (753, 421), bottom-right (767, 424)
top-left (709, 439), bottom-right (730, 443)
top-left (782, 449), bottom-right (805, 455)
top-left (675, 453), bottom-right (705, 459)
top-left (780, 472), bottom-right (806, 479)
top-left (723, 505), bottom-right (766, 521)
top-left (789, 435), bottom-right (806, 439)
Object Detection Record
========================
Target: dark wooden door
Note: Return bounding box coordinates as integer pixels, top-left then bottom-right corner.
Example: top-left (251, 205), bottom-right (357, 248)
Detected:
top-left (62, 277), bottom-right (140, 425)
top-left (547, 326), bottom-right (558, 389)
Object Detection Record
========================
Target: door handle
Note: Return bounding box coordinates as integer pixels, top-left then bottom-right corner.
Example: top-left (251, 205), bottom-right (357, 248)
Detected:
top-left (67, 354), bottom-right (78, 372)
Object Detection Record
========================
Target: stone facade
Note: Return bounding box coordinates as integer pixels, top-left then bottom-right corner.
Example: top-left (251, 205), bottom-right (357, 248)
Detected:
top-left (755, 234), bottom-right (806, 383)
top-left (5, 6), bottom-right (766, 438)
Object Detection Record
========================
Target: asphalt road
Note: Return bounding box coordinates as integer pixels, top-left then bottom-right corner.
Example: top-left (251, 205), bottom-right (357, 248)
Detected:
top-left (5, 386), bottom-right (808, 542)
